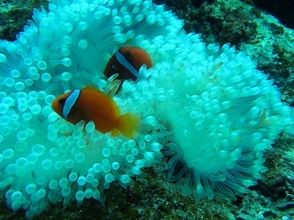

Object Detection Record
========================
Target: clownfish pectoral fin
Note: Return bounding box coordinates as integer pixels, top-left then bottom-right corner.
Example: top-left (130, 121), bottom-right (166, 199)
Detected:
top-left (117, 113), bottom-right (140, 139)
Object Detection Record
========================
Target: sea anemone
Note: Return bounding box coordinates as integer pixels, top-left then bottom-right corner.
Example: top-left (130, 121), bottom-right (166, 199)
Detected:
top-left (0, 0), bottom-right (176, 217)
top-left (145, 40), bottom-right (293, 199)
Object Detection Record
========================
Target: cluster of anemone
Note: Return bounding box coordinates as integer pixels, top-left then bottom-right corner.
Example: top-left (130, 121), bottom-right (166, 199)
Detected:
top-left (0, 0), bottom-right (293, 218)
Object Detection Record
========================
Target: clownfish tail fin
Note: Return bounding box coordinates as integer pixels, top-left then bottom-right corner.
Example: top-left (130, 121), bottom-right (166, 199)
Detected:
top-left (117, 113), bottom-right (140, 138)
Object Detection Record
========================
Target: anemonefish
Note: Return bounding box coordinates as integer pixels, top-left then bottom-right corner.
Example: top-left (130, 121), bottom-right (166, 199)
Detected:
top-left (104, 46), bottom-right (153, 81)
top-left (51, 86), bottom-right (140, 138)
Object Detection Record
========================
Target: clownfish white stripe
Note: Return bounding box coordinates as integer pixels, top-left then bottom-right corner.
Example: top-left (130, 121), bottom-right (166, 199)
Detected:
top-left (115, 51), bottom-right (139, 77)
top-left (63, 89), bottom-right (81, 118)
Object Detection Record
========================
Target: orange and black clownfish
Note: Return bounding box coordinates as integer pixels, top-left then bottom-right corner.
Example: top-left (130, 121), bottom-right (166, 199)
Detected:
top-left (104, 46), bottom-right (153, 81)
top-left (51, 86), bottom-right (140, 138)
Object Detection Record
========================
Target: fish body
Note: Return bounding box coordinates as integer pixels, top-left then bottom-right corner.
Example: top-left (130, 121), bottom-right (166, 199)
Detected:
top-left (104, 46), bottom-right (153, 81)
top-left (51, 86), bottom-right (139, 138)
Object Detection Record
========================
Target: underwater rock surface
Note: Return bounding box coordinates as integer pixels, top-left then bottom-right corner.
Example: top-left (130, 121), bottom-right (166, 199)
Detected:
top-left (252, 0), bottom-right (294, 29)
top-left (156, 0), bottom-right (294, 107)
top-left (0, 0), bottom-right (293, 219)
top-left (0, 0), bottom-right (48, 41)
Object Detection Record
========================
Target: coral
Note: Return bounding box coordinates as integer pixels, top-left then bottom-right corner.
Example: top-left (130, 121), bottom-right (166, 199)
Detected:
top-left (157, 0), bottom-right (258, 47)
top-left (0, 0), bottom-right (48, 41)
top-left (0, 0), bottom-right (293, 218)
top-left (156, 0), bottom-right (294, 106)
top-left (240, 12), bottom-right (294, 106)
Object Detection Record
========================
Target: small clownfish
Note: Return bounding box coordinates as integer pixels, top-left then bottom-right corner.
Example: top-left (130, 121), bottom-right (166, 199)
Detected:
top-left (51, 86), bottom-right (140, 138)
top-left (104, 46), bottom-right (153, 81)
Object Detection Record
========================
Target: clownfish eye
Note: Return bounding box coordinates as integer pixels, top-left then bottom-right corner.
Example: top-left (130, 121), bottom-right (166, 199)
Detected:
top-left (58, 98), bottom-right (66, 107)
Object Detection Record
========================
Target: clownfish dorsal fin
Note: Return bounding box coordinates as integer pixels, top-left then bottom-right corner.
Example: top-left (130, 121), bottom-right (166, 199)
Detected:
top-left (84, 85), bottom-right (100, 93)
top-left (83, 85), bottom-right (106, 99)
top-left (84, 85), bottom-right (113, 99)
